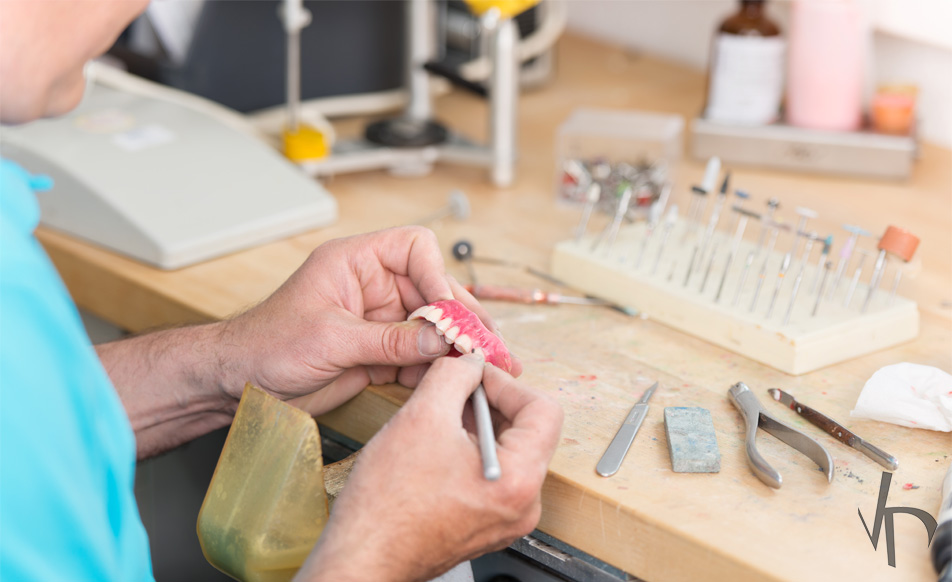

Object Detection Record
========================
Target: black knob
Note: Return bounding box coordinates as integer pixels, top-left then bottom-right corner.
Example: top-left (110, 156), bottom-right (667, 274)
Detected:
top-left (452, 240), bottom-right (474, 262)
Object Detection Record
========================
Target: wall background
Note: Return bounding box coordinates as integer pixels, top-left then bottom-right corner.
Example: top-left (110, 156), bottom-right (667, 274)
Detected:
top-left (564, 0), bottom-right (952, 148)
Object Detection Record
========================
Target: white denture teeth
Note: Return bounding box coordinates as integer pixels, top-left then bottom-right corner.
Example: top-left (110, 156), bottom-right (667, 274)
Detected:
top-left (435, 318), bottom-right (453, 333)
top-left (453, 334), bottom-right (473, 354)
top-left (424, 309), bottom-right (443, 324)
top-left (408, 305), bottom-right (434, 320)
top-left (443, 326), bottom-right (460, 342)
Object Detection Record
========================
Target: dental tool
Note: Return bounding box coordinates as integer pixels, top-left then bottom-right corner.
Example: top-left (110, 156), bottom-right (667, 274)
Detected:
top-left (765, 251), bottom-right (792, 320)
top-left (746, 221), bottom-right (784, 311)
top-left (714, 205), bottom-right (758, 302)
top-left (597, 382), bottom-right (658, 477)
top-left (843, 249), bottom-right (873, 308)
top-left (755, 198), bottom-right (780, 250)
top-left (827, 225), bottom-right (871, 300)
top-left (472, 383), bottom-right (501, 480)
top-left (782, 232), bottom-right (818, 325)
top-left (691, 172), bottom-right (731, 278)
top-left (413, 189), bottom-right (471, 225)
top-left (862, 226), bottom-right (920, 313)
top-left (651, 205), bottom-right (679, 275)
top-left (789, 206), bottom-right (818, 259)
top-left (573, 182), bottom-right (602, 242)
top-left (809, 235), bottom-right (834, 295)
top-left (591, 182), bottom-right (633, 254)
top-left (681, 156), bottom-right (721, 244)
top-left (812, 261), bottom-right (833, 317)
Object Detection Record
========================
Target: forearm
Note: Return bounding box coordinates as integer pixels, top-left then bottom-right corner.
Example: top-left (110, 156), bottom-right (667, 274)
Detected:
top-left (96, 322), bottom-right (244, 459)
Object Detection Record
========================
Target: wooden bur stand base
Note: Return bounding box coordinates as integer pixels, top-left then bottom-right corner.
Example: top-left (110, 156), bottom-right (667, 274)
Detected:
top-left (551, 221), bottom-right (919, 375)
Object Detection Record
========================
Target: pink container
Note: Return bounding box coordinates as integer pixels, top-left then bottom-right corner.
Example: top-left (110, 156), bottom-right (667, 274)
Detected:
top-left (786, 0), bottom-right (866, 131)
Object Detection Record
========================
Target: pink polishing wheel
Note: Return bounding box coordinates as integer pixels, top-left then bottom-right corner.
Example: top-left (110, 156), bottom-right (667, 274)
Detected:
top-left (408, 299), bottom-right (512, 373)
top-left (877, 226), bottom-right (920, 262)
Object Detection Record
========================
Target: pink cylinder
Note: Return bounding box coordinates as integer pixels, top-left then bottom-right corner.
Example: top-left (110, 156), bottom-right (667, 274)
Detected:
top-left (786, 0), bottom-right (866, 131)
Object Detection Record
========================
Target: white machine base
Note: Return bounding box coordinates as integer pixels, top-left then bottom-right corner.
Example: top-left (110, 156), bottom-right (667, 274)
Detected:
top-left (551, 221), bottom-right (919, 375)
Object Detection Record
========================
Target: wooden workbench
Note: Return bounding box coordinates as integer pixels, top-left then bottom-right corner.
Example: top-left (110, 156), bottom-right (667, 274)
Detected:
top-left (40, 34), bottom-right (951, 582)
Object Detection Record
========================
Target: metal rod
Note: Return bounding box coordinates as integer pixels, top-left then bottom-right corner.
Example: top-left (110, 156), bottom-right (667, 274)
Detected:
top-left (862, 249), bottom-right (888, 313)
top-left (782, 233), bottom-right (817, 325)
top-left (827, 225), bottom-right (870, 300)
top-left (573, 183), bottom-right (601, 242)
top-left (651, 206), bottom-right (679, 275)
top-left (714, 206), bottom-right (757, 302)
top-left (765, 252), bottom-right (793, 319)
top-left (812, 261), bottom-right (833, 316)
top-left (472, 383), bottom-right (501, 480)
top-left (809, 235), bottom-right (833, 294)
top-left (843, 251), bottom-right (872, 308)
top-left (749, 223), bottom-right (785, 312)
top-left (732, 251), bottom-right (757, 307)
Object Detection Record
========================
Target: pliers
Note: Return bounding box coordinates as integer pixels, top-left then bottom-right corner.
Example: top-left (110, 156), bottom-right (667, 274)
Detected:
top-left (728, 381), bottom-right (834, 489)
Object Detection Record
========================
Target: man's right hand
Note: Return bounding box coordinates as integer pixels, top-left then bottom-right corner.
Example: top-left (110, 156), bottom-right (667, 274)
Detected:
top-left (295, 352), bottom-right (563, 582)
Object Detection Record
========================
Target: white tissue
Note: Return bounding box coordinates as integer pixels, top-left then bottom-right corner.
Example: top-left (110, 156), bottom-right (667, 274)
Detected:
top-left (850, 363), bottom-right (952, 432)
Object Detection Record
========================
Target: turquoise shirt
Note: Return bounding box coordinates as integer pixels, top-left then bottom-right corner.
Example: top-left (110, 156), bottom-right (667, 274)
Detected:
top-left (0, 159), bottom-right (153, 581)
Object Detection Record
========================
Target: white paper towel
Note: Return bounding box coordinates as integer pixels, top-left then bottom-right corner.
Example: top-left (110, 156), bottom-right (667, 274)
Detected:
top-left (850, 363), bottom-right (952, 432)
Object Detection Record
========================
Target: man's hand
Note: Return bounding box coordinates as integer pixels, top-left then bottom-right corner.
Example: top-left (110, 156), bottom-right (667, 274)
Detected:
top-left (218, 226), bottom-right (520, 415)
top-left (295, 353), bottom-right (563, 582)
top-left (99, 226), bottom-right (521, 459)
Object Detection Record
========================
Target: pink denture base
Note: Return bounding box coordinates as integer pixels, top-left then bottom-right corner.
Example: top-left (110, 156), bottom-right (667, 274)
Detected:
top-left (408, 299), bottom-right (512, 372)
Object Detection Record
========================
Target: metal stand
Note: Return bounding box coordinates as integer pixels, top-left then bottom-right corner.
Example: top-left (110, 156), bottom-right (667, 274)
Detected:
top-left (298, 0), bottom-right (519, 187)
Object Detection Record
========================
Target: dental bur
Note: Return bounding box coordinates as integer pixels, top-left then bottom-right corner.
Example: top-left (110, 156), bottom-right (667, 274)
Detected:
top-left (862, 226), bottom-right (920, 313)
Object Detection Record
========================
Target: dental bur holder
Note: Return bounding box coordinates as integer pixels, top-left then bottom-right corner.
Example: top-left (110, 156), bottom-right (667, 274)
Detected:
top-left (728, 382), bottom-right (834, 489)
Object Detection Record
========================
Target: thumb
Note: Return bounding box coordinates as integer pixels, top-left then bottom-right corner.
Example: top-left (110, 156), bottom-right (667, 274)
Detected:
top-left (349, 319), bottom-right (451, 367)
top-left (411, 352), bottom-right (486, 413)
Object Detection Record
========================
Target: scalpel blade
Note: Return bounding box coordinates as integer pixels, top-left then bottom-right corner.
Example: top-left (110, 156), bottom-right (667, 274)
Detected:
top-left (596, 382), bottom-right (658, 477)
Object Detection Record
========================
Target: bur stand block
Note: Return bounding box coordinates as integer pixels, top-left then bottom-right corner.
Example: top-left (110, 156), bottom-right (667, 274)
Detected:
top-left (551, 220), bottom-right (918, 375)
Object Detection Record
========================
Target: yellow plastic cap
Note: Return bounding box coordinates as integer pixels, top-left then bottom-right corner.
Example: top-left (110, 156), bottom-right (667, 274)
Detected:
top-left (464, 0), bottom-right (539, 18)
top-left (283, 125), bottom-right (328, 162)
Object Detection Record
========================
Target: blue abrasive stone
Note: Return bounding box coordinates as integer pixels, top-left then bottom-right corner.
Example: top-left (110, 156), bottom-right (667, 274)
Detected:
top-left (664, 407), bottom-right (721, 473)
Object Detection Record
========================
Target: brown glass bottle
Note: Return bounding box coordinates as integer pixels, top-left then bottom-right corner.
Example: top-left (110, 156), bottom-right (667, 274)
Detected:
top-left (719, 0), bottom-right (780, 37)
top-left (704, 0), bottom-right (785, 126)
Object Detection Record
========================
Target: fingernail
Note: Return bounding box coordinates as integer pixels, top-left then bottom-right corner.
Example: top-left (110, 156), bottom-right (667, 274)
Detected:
top-left (460, 350), bottom-right (485, 364)
top-left (418, 324), bottom-right (449, 357)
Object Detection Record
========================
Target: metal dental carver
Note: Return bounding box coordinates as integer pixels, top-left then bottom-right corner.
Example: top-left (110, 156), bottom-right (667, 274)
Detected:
top-left (812, 261), bottom-right (833, 317)
top-left (714, 203), bottom-right (758, 302)
top-left (728, 382), bottom-right (834, 489)
top-left (862, 226), bottom-right (920, 313)
top-left (782, 232), bottom-right (818, 325)
top-left (472, 383), bottom-right (501, 480)
top-left (652, 205), bottom-right (679, 276)
top-left (767, 388), bottom-right (898, 471)
top-left (827, 225), bottom-right (871, 300)
top-left (843, 249), bottom-right (873, 308)
top-left (597, 382), bottom-right (658, 477)
top-left (591, 181), bottom-right (632, 254)
top-left (573, 182), bottom-right (602, 243)
top-left (681, 156), bottom-right (721, 244)
top-left (413, 189), bottom-right (471, 225)
top-left (809, 235), bottom-right (834, 294)
top-left (748, 221), bottom-right (788, 312)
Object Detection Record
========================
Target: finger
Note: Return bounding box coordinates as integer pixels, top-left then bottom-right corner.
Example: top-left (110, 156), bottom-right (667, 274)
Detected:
top-left (369, 226), bottom-right (454, 304)
top-left (409, 352), bottom-right (485, 417)
top-left (480, 365), bottom-right (563, 465)
top-left (346, 319), bottom-right (451, 369)
top-left (396, 363), bottom-right (430, 388)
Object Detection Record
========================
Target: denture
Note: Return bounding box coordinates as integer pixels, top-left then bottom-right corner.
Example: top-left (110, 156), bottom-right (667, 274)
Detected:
top-left (408, 299), bottom-right (512, 372)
